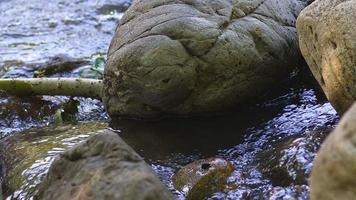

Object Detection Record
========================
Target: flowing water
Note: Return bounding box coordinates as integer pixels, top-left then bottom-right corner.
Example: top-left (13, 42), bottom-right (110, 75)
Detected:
top-left (113, 70), bottom-right (338, 199)
top-left (0, 0), bottom-right (339, 199)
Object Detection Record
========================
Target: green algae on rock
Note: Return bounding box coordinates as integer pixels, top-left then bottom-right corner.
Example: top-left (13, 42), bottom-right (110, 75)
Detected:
top-left (36, 130), bottom-right (174, 200)
top-left (0, 122), bottom-right (108, 199)
top-left (172, 157), bottom-right (234, 200)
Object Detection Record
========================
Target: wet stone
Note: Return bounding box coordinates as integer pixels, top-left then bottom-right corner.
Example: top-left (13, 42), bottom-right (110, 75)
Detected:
top-left (0, 122), bottom-right (108, 199)
top-left (32, 54), bottom-right (89, 77)
top-left (172, 157), bottom-right (234, 200)
top-left (36, 130), bottom-right (174, 200)
top-left (1, 54), bottom-right (90, 79)
top-left (258, 127), bottom-right (332, 186)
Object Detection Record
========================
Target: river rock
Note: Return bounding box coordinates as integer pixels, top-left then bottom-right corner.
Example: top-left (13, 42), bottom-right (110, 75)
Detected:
top-left (310, 103), bottom-right (356, 200)
top-left (103, 0), bottom-right (310, 119)
top-left (0, 122), bottom-right (108, 199)
top-left (36, 130), bottom-right (174, 200)
top-left (296, 0), bottom-right (356, 114)
top-left (172, 157), bottom-right (234, 200)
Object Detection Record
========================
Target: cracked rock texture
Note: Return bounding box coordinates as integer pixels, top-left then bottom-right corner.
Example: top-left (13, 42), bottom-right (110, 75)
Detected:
top-left (310, 103), bottom-right (356, 200)
top-left (36, 130), bottom-right (174, 200)
top-left (104, 0), bottom-right (309, 119)
top-left (297, 0), bottom-right (356, 115)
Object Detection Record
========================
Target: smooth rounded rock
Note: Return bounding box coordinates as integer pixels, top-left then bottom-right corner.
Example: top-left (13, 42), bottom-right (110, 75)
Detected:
top-left (0, 122), bottom-right (108, 199)
top-left (36, 130), bottom-right (174, 200)
top-left (103, 0), bottom-right (310, 119)
top-left (311, 103), bottom-right (356, 200)
top-left (297, 0), bottom-right (356, 114)
top-left (172, 157), bottom-right (234, 200)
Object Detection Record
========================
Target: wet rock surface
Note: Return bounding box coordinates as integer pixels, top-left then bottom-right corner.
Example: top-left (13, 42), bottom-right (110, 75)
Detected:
top-left (104, 0), bottom-right (309, 119)
top-left (259, 127), bottom-right (332, 186)
top-left (172, 157), bottom-right (234, 200)
top-left (0, 122), bottom-right (108, 199)
top-left (297, 0), bottom-right (356, 114)
top-left (311, 103), bottom-right (356, 200)
top-left (2, 54), bottom-right (90, 78)
top-left (36, 130), bottom-right (174, 200)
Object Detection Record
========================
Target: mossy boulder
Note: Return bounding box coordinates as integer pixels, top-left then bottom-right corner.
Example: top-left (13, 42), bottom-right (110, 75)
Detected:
top-left (0, 122), bottom-right (108, 199)
top-left (103, 0), bottom-right (310, 119)
top-left (172, 157), bottom-right (234, 200)
top-left (36, 130), bottom-right (174, 200)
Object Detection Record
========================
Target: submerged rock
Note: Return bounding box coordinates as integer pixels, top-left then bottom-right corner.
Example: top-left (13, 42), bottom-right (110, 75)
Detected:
top-left (297, 0), bottom-right (356, 114)
top-left (259, 127), bottom-right (331, 186)
top-left (36, 130), bottom-right (174, 200)
top-left (0, 122), bottom-right (108, 199)
top-left (2, 54), bottom-right (89, 78)
top-left (311, 103), bottom-right (356, 200)
top-left (103, 0), bottom-right (310, 119)
top-left (172, 157), bottom-right (234, 200)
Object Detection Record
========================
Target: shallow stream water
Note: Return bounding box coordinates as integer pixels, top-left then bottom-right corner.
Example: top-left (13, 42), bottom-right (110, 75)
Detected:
top-left (0, 0), bottom-right (339, 199)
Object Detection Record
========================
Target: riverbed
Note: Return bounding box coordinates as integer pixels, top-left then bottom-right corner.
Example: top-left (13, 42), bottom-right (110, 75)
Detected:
top-left (0, 0), bottom-right (339, 199)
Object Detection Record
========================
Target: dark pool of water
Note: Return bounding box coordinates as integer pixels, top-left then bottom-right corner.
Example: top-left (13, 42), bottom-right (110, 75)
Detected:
top-left (0, 0), bottom-right (339, 199)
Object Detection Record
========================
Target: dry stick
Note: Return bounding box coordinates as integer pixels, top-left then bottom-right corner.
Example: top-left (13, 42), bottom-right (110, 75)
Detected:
top-left (0, 78), bottom-right (103, 99)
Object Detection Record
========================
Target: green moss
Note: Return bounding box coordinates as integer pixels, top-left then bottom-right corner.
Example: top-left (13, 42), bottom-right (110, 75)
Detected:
top-left (187, 164), bottom-right (234, 200)
top-left (172, 158), bottom-right (234, 200)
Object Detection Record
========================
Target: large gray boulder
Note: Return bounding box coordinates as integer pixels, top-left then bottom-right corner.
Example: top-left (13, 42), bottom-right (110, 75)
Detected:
top-left (297, 0), bottom-right (356, 114)
top-left (36, 130), bottom-right (174, 200)
top-left (310, 103), bottom-right (356, 200)
top-left (103, 0), bottom-right (309, 119)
